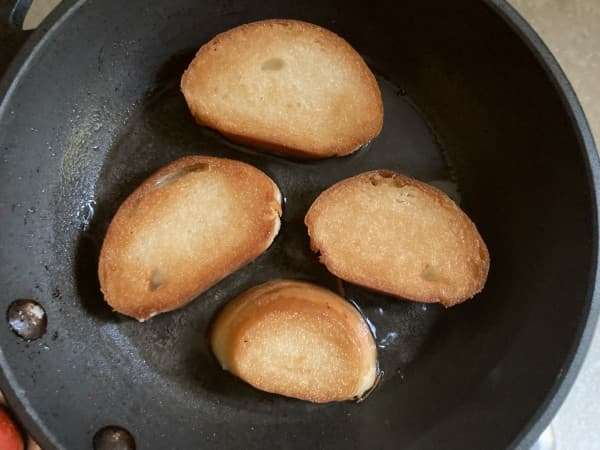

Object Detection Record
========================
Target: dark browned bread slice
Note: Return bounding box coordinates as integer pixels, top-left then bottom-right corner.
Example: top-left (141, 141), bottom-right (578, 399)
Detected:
top-left (98, 156), bottom-right (282, 321)
top-left (305, 170), bottom-right (489, 306)
top-left (211, 279), bottom-right (378, 403)
top-left (181, 19), bottom-right (383, 159)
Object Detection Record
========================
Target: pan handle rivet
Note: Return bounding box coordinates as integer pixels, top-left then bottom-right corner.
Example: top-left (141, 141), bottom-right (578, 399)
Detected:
top-left (93, 426), bottom-right (136, 450)
top-left (6, 299), bottom-right (47, 340)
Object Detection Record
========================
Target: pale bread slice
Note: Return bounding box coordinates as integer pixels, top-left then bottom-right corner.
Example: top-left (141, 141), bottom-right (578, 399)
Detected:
top-left (305, 171), bottom-right (489, 306)
top-left (211, 279), bottom-right (378, 403)
top-left (181, 19), bottom-right (383, 159)
top-left (98, 156), bottom-right (282, 321)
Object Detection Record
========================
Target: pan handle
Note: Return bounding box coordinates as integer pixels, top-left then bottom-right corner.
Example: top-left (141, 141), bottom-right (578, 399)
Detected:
top-left (1, 0), bottom-right (33, 28)
top-left (0, 0), bottom-right (33, 75)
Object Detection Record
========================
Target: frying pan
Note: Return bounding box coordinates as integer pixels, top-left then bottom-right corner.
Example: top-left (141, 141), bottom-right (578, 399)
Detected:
top-left (0, 0), bottom-right (598, 449)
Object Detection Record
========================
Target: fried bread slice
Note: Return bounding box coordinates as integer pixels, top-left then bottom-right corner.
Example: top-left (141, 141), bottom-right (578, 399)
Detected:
top-left (181, 19), bottom-right (383, 158)
top-left (211, 279), bottom-right (378, 403)
top-left (98, 156), bottom-right (282, 321)
top-left (305, 171), bottom-right (489, 306)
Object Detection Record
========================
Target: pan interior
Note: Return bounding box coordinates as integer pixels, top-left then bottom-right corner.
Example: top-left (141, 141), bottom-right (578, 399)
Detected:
top-left (73, 63), bottom-right (452, 414)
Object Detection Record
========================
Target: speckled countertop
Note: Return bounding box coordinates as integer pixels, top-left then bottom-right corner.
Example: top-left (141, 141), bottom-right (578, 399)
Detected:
top-left (3, 1), bottom-right (600, 449)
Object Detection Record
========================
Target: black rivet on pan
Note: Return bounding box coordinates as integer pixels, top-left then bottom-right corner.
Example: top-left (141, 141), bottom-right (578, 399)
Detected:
top-left (7, 299), bottom-right (47, 340)
top-left (93, 426), bottom-right (136, 450)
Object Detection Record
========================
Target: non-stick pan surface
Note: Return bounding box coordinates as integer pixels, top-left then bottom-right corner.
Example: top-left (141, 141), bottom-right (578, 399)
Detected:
top-left (0, 1), bottom-right (598, 449)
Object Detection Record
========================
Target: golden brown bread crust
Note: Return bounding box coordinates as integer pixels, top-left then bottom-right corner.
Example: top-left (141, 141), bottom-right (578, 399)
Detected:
top-left (181, 19), bottom-right (383, 159)
top-left (305, 171), bottom-right (490, 306)
top-left (98, 156), bottom-right (282, 321)
top-left (211, 279), bottom-right (378, 403)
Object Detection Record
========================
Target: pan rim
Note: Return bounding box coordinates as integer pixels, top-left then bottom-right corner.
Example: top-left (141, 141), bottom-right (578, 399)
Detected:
top-left (0, 0), bottom-right (598, 449)
top-left (481, 1), bottom-right (600, 449)
top-left (0, 2), bottom-right (89, 448)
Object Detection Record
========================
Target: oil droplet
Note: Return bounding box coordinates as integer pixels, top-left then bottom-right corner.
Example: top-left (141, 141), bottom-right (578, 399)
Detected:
top-left (396, 369), bottom-right (406, 383)
top-left (79, 200), bottom-right (96, 231)
top-left (378, 331), bottom-right (399, 349)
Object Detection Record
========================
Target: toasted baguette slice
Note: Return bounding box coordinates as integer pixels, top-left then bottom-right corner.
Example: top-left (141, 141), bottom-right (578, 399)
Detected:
top-left (211, 280), bottom-right (378, 403)
top-left (181, 19), bottom-right (383, 159)
top-left (305, 171), bottom-right (489, 306)
top-left (98, 156), bottom-right (282, 321)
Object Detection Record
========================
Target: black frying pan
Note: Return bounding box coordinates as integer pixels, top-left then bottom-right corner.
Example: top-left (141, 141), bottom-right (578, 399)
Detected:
top-left (0, 0), bottom-right (599, 449)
